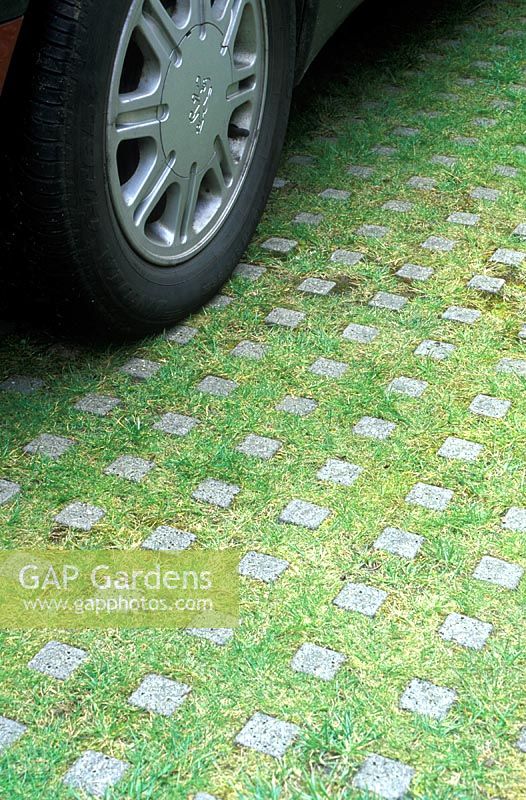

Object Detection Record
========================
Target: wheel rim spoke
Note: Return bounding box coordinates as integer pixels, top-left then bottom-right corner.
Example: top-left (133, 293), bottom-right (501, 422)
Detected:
top-left (226, 78), bottom-right (258, 110)
top-left (136, 166), bottom-right (176, 228)
top-left (114, 107), bottom-right (162, 142)
top-left (222, 0), bottom-right (250, 48)
top-left (215, 134), bottom-right (236, 183)
top-left (209, 0), bottom-right (236, 35)
top-left (144, 0), bottom-right (186, 38)
top-left (136, 9), bottom-right (177, 69)
top-left (179, 167), bottom-right (201, 241)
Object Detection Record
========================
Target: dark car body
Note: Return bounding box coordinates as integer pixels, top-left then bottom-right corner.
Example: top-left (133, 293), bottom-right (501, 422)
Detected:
top-left (0, 0), bottom-right (363, 91)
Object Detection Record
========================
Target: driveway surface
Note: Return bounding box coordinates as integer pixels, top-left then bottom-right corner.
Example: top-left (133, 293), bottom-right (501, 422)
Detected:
top-left (0, 0), bottom-right (525, 797)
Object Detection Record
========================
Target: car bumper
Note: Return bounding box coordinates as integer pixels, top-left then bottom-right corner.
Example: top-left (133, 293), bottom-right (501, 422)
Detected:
top-left (0, 15), bottom-right (23, 93)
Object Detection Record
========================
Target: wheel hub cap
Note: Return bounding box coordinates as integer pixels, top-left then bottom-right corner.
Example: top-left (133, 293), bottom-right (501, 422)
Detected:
top-left (160, 25), bottom-right (231, 177)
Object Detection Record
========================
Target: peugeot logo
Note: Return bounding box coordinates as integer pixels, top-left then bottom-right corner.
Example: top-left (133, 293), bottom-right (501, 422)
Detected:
top-left (188, 76), bottom-right (213, 135)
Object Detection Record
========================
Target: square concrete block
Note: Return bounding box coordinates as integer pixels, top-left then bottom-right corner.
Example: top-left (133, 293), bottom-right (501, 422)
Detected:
top-left (272, 177), bottom-right (288, 189)
top-left (186, 627), bottom-right (233, 646)
top-left (279, 499), bottom-right (330, 530)
top-left (469, 394), bottom-right (510, 419)
top-left (120, 357), bottom-right (161, 381)
top-left (154, 412), bottom-right (198, 436)
top-left (0, 375), bottom-right (45, 394)
top-left (342, 323), bottom-right (378, 343)
top-left (512, 223), bottom-right (526, 238)
top-left (374, 527), bottom-right (424, 559)
top-left (205, 294), bottom-right (233, 310)
top-left (421, 236), bottom-right (456, 252)
top-left (165, 324), bottom-right (198, 344)
top-left (372, 145), bottom-right (398, 156)
top-left (276, 395), bottom-right (317, 416)
top-left (310, 358), bottom-right (348, 378)
top-left (438, 436), bottom-right (483, 461)
top-left (353, 416), bottom-right (396, 440)
top-left (502, 507), bottom-right (526, 532)
top-left (517, 728), bottom-right (526, 753)
top-left (195, 793), bottom-right (220, 800)
top-left (333, 582), bottom-right (387, 617)
top-left (473, 117), bottom-right (497, 127)
top-left (54, 502), bottom-right (105, 531)
top-left (353, 753), bottom-right (414, 799)
top-left (442, 306), bottom-right (481, 324)
top-left (492, 98), bottom-right (513, 110)
top-left (288, 154), bottom-right (313, 166)
top-left (235, 712), bottom-right (300, 758)
top-left (104, 456), bottom-right (154, 483)
top-left (298, 277), bottom-right (336, 295)
top-left (473, 117), bottom-right (497, 128)
top-left (319, 188), bottom-right (350, 201)
top-left (399, 678), bottom-right (457, 720)
top-left (233, 263), bottom-right (266, 281)
top-left (196, 376), bottom-right (238, 397)
top-left (236, 434), bottom-right (281, 460)
top-left (408, 176), bottom-right (437, 190)
top-left (394, 126), bottom-right (420, 137)
top-left (291, 642), bottom-right (346, 681)
top-left (0, 715), bottom-right (26, 759)
top-left (431, 155), bottom-right (458, 167)
top-left (348, 165), bottom-right (374, 178)
top-left (24, 433), bottom-right (75, 459)
top-left (28, 641), bottom-right (87, 680)
top-left (317, 458), bottom-right (362, 487)
top-left (0, 479), bottom-right (21, 505)
top-left (330, 249), bottom-right (364, 266)
top-left (497, 358), bottom-right (526, 377)
top-left (439, 612), bottom-right (492, 650)
top-left (369, 292), bottom-right (408, 311)
top-left (192, 479), bottom-right (240, 509)
top-left (395, 263), bottom-right (434, 282)
top-left (473, 556), bottom-right (523, 589)
top-left (406, 482), bottom-right (453, 511)
top-left (447, 212), bottom-right (480, 226)
top-left (265, 308), bottom-right (305, 329)
top-left (414, 340), bottom-right (455, 360)
top-left (470, 187), bottom-right (501, 201)
top-left (490, 248), bottom-right (526, 267)
top-left (230, 341), bottom-right (267, 360)
top-left (356, 224), bottom-right (390, 239)
top-left (129, 674), bottom-right (191, 716)
top-left (261, 237), bottom-right (297, 254)
top-left (63, 751), bottom-right (129, 798)
top-left (75, 394), bottom-right (121, 416)
top-left (142, 526), bottom-right (196, 551)
top-left (382, 200), bottom-right (413, 213)
top-left (493, 164), bottom-right (520, 178)
top-left (294, 212), bottom-right (323, 226)
top-left (238, 551), bottom-right (289, 583)
top-left (453, 136), bottom-right (479, 146)
top-left (387, 376), bottom-right (428, 398)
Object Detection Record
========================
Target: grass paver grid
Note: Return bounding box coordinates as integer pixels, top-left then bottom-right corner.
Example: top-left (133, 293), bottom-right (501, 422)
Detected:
top-left (1, 1), bottom-right (526, 798)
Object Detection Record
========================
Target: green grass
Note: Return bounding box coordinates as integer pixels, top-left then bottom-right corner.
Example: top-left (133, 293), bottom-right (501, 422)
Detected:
top-left (1, 0), bottom-right (526, 797)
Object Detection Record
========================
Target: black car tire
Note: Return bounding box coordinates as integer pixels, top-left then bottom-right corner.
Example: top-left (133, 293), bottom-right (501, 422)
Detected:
top-left (6, 0), bottom-right (295, 337)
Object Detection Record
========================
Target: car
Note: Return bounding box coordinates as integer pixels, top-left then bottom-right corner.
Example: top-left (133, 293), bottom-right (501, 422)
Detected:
top-left (0, 0), bottom-right (363, 337)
